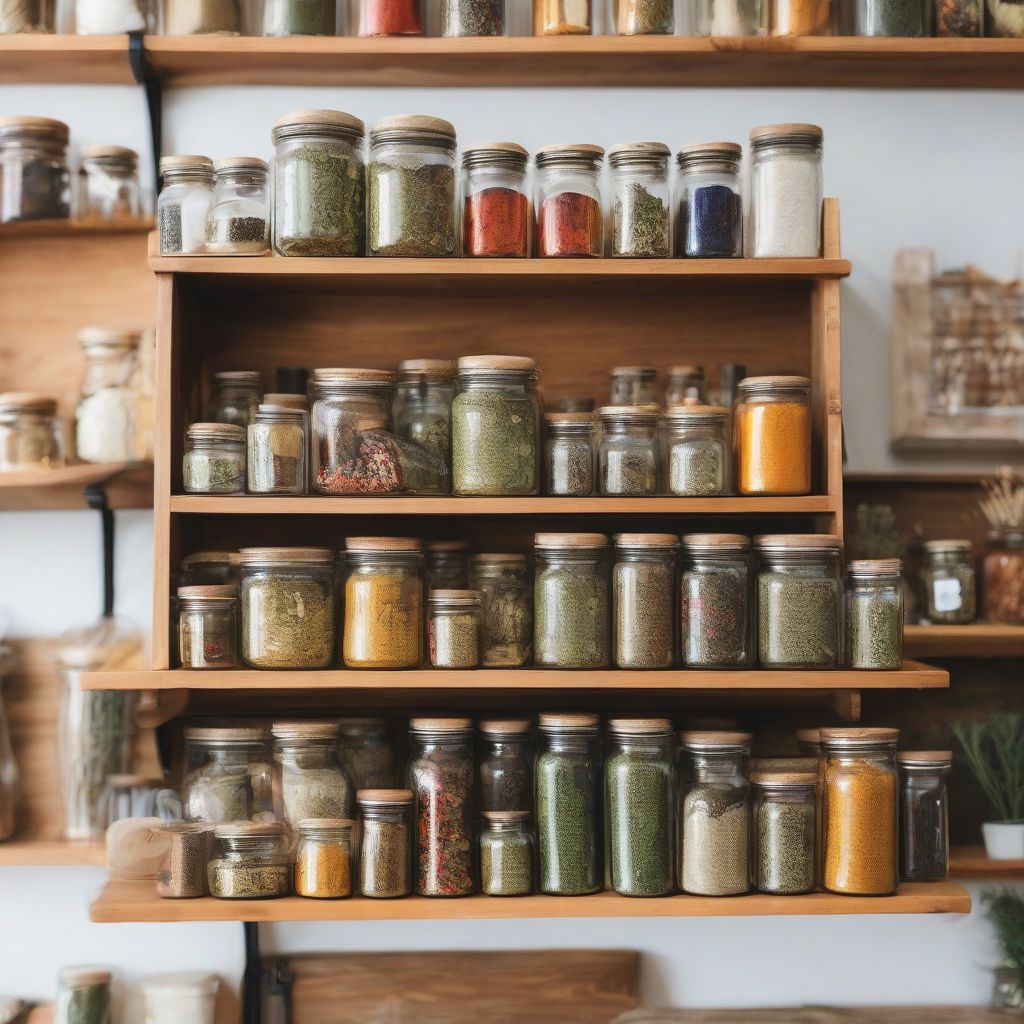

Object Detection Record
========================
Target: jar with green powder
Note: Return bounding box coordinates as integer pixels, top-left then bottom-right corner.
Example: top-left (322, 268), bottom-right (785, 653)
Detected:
top-left (751, 769), bottom-right (817, 895)
top-left (845, 558), bottom-right (904, 669)
top-left (480, 810), bottom-right (534, 896)
top-left (55, 967), bottom-right (112, 1024)
top-left (263, 0), bottom-right (337, 35)
top-left (612, 533), bottom-right (677, 669)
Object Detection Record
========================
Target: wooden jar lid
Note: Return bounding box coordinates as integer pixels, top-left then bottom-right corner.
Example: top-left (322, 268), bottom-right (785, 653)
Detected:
top-left (457, 354), bottom-right (537, 372)
top-left (535, 532), bottom-right (609, 549)
top-left (346, 537), bottom-right (422, 552)
top-left (479, 719), bottom-right (532, 734)
top-left (409, 717), bottom-right (474, 732)
top-left (272, 721), bottom-right (341, 741)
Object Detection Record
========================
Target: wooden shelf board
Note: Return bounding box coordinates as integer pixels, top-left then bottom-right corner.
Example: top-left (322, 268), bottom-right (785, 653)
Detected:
top-left (0, 34), bottom-right (134, 85)
top-left (0, 217), bottom-right (154, 239)
top-left (0, 463), bottom-right (153, 511)
top-left (0, 838), bottom-right (106, 867)
top-left (903, 624), bottom-right (1024, 659)
top-left (950, 846), bottom-right (1024, 880)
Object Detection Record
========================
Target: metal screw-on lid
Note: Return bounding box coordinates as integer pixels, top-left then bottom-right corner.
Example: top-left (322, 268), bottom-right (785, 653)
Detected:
top-left (607, 141), bottom-right (670, 168)
top-left (272, 108), bottom-right (365, 143)
top-left (676, 141), bottom-right (742, 168)
top-left (177, 584), bottom-right (237, 601)
top-left (535, 143), bottom-right (604, 168)
top-left (848, 558), bottom-right (902, 579)
top-left (599, 404), bottom-right (659, 424)
top-left (428, 588), bottom-right (482, 607)
top-left (185, 422), bottom-right (245, 443)
top-left (821, 727), bottom-right (900, 750)
top-left (613, 533), bottom-right (679, 549)
top-left (750, 123), bottom-right (824, 147)
top-left (462, 141), bottom-right (529, 168)
top-left (184, 725), bottom-right (271, 744)
top-left (370, 114), bottom-right (456, 148)
top-left (212, 370), bottom-right (262, 386)
top-left (660, 405), bottom-right (729, 422)
top-left (737, 374), bottom-right (811, 397)
top-left (295, 818), bottom-right (355, 837)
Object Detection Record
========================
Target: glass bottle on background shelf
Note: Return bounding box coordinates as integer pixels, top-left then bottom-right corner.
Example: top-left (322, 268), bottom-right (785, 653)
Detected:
top-left (178, 585), bottom-right (238, 670)
top-left (157, 155), bottom-right (214, 256)
top-left (898, 751), bottom-right (952, 883)
top-left (770, 0), bottom-right (832, 33)
top-left (273, 722), bottom-right (353, 828)
top-left (987, 0), bottom-right (1024, 34)
top-left (208, 822), bottom-right (290, 899)
top-left (612, 534), bottom-right (677, 670)
top-left (264, 0), bottom-right (337, 35)
top-left (0, 116), bottom-right (70, 223)
top-left (676, 142), bottom-right (742, 258)
top-left (855, 0), bottom-right (926, 33)
top-left (660, 406), bottom-right (730, 497)
top-left (921, 539), bottom-right (976, 625)
top-left (182, 423), bottom-right (245, 495)
top-left (534, 0), bottom-right (592, 31)
top-left (206, 157), bottom-right (269, 255)
top-left (461, 144), bottom-right (529, 257)
top-left (0, 643), bottom-right (18, 842)
top-left (79, 146), bottom-right (143, 220)
top-left (983, 530), bottom-right (1024, 625)
top-left (751, 770), bottom-right (817, 894)
top-left (55, 968), bottom-right (112, 1024)
top-left (479, 719), bottom-right (533, 814)
top-left (845, 559), bottom-right (904, 669)
top-left (163, 0), bottom-right (242, 33)
top-left (425, 541), bottom-right (470, 592)
top-left (358, 788), bottom-right (413, 898)
top-left (428, 589), bottom-right (482, 669)
top-left (608, 143), bottom-right (671, 254)
top-left (0, 0), bottom-right (55, 32)
top-left (337, 718), bottom-right (397, 792)
top-left (535, 145), bottom-right (603, 256)
top-left (470, 553), bottom-right (533, 667)
top-left (0, 392), bottom-right (65, 471)
top-left (207, 370), bottom-right (262, 427)
top-left (599, 405), bottom-right (659, 496)
top-left (610, 365), bottom-right (657, 407)
top-left (395, 360), bottom-right (456, 469)
top-left (933, 0), bottom-right (982, 33)
top-left (545, 413), bottom-right (596, 496)
top-left (247, 404), bottom-right (306, 495)
top-left (361, 0), bottom-right (423, 33)
top-left (480, 811), bottom-right (534, 896)
top-left (734, 375), bottom-right (811, 495)
top-left (76, 0), bottom-right (153, 32)
top-left (182, 725), bottom-right (274, 823)
top-left (694, 0), bottom-right (767, 33)
top-left (664, 365), bottom-right (707, 406)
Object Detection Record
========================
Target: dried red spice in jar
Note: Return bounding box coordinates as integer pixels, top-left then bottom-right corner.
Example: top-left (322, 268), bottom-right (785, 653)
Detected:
top-left (461, 143), bottom-right (530, 258)
top-left (360, 0), bottom-right (424, 35)
top-left (535, 143), bottom-right (604, 258)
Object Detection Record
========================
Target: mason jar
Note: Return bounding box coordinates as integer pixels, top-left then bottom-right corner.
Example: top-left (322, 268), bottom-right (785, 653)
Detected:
top-left (534, 0), bottom-right (591, 32)
top-left (205, 157), bottom-right (269, 255)
top-left (694, 0), bottom-right (767, 33)
top-left (337, 718), bottom-right (396, 792)
top-left (613, 533), bottom-right (677, 670)
top-left (984, 530), bottom-right (1024, 625)
top-left (294, 818), bottom-right (355, 898)
top-left (922, 539), bottom-right (977, 625)
top-left (664, 364), bottom-right (707, 406)
top-left (0, 392), bottom-right (65, 471)
top-left (425, 541), bottom-right (469, 593)
top-left (79, 145), bottom-right (142, 220)
top-left (461, 143), bottom-right (530, 257)
top-left (480, 811), bottom-right (534, 895)
top-left (933, 0), bottom-right (982, 34)
top-left (898, 750), bottom-right (952, 883)
top-left (599, 405), bottom-right (659, 496)
top-left (264, 0), bottom-right (337, 34)
top-left (182, 725), bottom-right (274, 823)
top-left (361, 0), bottom-right (423, 33)
top-left (395, 359), bottom-right (456, 470)
top-left (358, 788), bottom-right (413, 898)
top-left (608, 143), bottom-right (671, 256)
top-left (545, 413), bottom-right (596, 496)
top-left (207, 370), bottom-right (262, 427)
top-left (428, 589), bottom-right (482, 669)
top-left (208, 822), bottom-right (290, 900)
top-left (178, 585), bottom-right (238, 670)
top-left (771, 0), bottom-right (832, 33)
top-left (55, 968), bottom-right (112, 1024)
top-left (471, 553), bottom-right (533, 667)
top-left (535, 145), bottom-right (604, 257)
top-left (751, 770), bottom-right (817, 894)
top-left (610, 365), bottom-right (657, 406)
top-left (0, 0), bottom-right (55, 31)
top-left (479, 719), bottom-right (533, 814)
top-left (0, 116), bottom-right (69, 223)
top-left (247, 404), bottom-right (306, 495)
top-left (734, 375), bottom-right (811, 495)
top-left (157, 155), bottom-right (214, 255)
top-left (182, 423), bottom-right (245, 495)
top-left (443, 0), bottom-right (505, 34)
top-left (676, 142), bottom-right (743, 258)
top-left (272, 721), bottom-right (353, 828)
top-left (660, 406), bottom-right (730, 496)
top-left (855, 0), bottom-right (926, 34)
top-left (845, 559), bottom-right (904, 669)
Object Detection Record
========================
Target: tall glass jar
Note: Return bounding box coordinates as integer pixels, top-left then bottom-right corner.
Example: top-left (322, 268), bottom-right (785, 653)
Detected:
top-left (182, 725), bottom-right (274, 823)
top-left (661, 406), bottom-right (730, 496)
top-left (0, 392), bottom-right (65, 471)
top-left (0, 116), bottom-right (70, 223)
top-left (855, 0), bottom-right (926, 33)
top-left (613, 534), bottom-right (677, 670)
top-left (984, 530), bottom-right (1024, 625)
top-left (734, 375), bottom-right (811, 495)
top-left (922, 539), bottom-right (977, 625)
top-left (480, 811), bottom-right (534, 895)
top-left (294, 818), bottom-right (355, 898)
top-left (986, 0), bottom-right (1023, 35)
top-left (821, 727), bottom-right (899, 896)
top-left (157, 155), bottom-right (214, 256)
top-left (694, 0), bottom-right (768, 32)
top-left (613, 0), bottom-right (672, 31)
top-left (428, 589), bottom-right (482, 669)
top-left (536, 145), bottom-right (603, 256)
top-left (178, 585), bottom-right (238, 670)
top-left (534, 0), bottom-right (591, 32)
top-left (0, 0), bottom-right (55, 32)
top-left (183, 423), bottom-right (245, 495)
top-left (205, 157), bottom-right (269, 255)
top-left (452, 355), bottom-right (541, 496)
top-left (771, 0), bottom-right (832, 33)
top-left (208, 822), bottom-right (290, 900)
top-left (665, 365), bottom-right (707, 406)
top-left (751, 770), bottom-right (817, 894)
top-left (208, 370), bottom-right (262, 427)
top-left (545, 413), bottom-right (596, 496)
top-left (610, 365), bottom-right (657, 406)
top-left (479, 719), bottom-right (533, 814)
top-left (898, 751), bottom-right (951, 883)
top-left (749, 123), bottom-right (824, 257)
top-left (756, 534), bottom-right (843, 669)
top-left (343, 537), bottom-right (424, 668)
top-left (338, 718), bottom-right (396, 792)
top-left (395, 359), bottom-right (456, 469)
top-left (273, 722), bottom-right (353, 827)
top-left (163, 0), bottom-right (241, 33)
top-left (264, 0), bottom-right (337, 34)
top-left (272, 109), bottom-right (365, 258)
top-left (77, 0), bottom-right (153, 32)
top-left (606, 719), bottom-right (674, 896)
top-left (678, 731), bottom-right (751, 896)
top-left (599, 405), bottom-right (659, 496)
top-left (536, 713), bottom-right (602, 895)
top-left (676, 142), bottom-right (743, 258)
top-left (79, 146), bottom-right (142, 220)
top-left (75, 327), bottom-right (145, 465)
top-left (461, 144), bottom-right (529, 257)
top-left (425, 541), bottom-right (470, 592)
top-left (934, 0), bottom-right (982, 33)
top-left (534, 533), bottom-right (611, 668)
top-left (407, 718), bottom-right (476, 897)
top-left (368, 116), bottom-right (456, 257)
top-left (358, 788), bottom-right (413, 898)
top-left (361, 0), bottom-right (423, 33)
top-left (471, 553), bottom-right (533, 667)
top-left (247, 404), bottom-right (306, 495)
top-left (55, 968), bottom-right (112, 1024)
top-left (845, 559), bottom-right (904, 670)
top-left (0, 644), bottom-right (18, 842)
top-left (680, 533), bottom-right (753, 668)
top-left (608, 143), bottom-right (671, 255)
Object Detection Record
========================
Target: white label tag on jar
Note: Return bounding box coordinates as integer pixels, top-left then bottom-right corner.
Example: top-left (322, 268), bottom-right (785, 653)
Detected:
top-left (933, 578), bottom-right (963, 612)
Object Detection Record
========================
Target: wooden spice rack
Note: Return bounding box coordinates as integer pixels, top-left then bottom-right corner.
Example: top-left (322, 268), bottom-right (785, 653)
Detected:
top-left (903, 624), bottom-right (1024, 659)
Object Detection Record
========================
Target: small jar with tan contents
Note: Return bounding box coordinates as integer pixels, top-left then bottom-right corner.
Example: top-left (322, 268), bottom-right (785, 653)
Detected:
top-left (534, 0), bottom-right (591, 32)
top-left (734, 375), bottom-right (811, 496)
top-left (358, 788), bottom-right (413, 898)
top-left (294, 818), bottom-right (355, 899)
top-left (428, 589), bottom-right (482, 669)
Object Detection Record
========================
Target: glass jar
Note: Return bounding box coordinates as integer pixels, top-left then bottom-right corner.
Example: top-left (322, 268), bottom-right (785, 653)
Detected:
top-left (680, 533), bottom-right (753, 667)
top-left (678, 731), bottom-right (751, 896)
top-left (0, 392), bottom-right (65, 471)
top-left (536, 713), bottom-right (601, 895)
top-left (898, 750), bottom-right (951, 883)
top-left (452, 355), bottom-right (541, 496)
top-left (749, 123), bottom-right (824, 257)
top-left (535, 145), bottom-right (603, 256)
top-left (395, 359), bottom-right (456, 469)
top-left (534, 0), bottom-right (591, 32)
top-left (208, 822), bottom-right (290, 899)
top-left (846, 559), bottom-right (904, 670)
top-left (0, 0), bottom-right (55, 32)
top-left (205, 157), bottom-right (269, 255)
top-left (821, 727), bottom-right (899, 896)
top-left (545, 413), bottom-right (596, 497)
top-left (599, 405), bottom-right (659, 496)
top-left (734, 375), bottom-right (812, 495)
top-left (479, 719), bottom-right (533, 814)
top-left (361, 0), bottom-right (422, 33)
top-left (443, 0), bottom-right (504, 35)
top-left (0, 116), bottom-right (69, 223)
top-left (771, 0), bottom-right (832, 32)
top-left (79, 146), bottom-right (142, 220)
top-left (855, 0), bottom-right (926, 33)
top-left (984, 530), bottom-right (1024, 625)
top-left (158, 155), bottom-right (214, 256)
top-left (181, 551), bottom-right (238, 587)
top-left (934, 0), bottom-right (982, 33)
top-left (155, 822), bottom-right (214, 899)
top-left (247, 404), bottom-right (306, 495)
top-left (273, 722), bottom-right (353, 827)
top-left (343, 537), bottom-right (424, 668)
top-left (139, 974), bottom-right (218, 1024)
top-left (608, 143), bottom-right (671, 255)
top-left (338, 718), bottom-right (396, 792)
top-left (665, 364), bottom-right (707, 406)
top-left (182, 725), bottom-right (274, 823)
top-left (756, 534), bottom-right (842, 668)
top-left (55, 968), bottom-right (112, 1024)
top-left (661, 406), bottom-right (730, 496)
top-left (610, 365), bottom-right (657, 406)
top-left (368, 116), bottom-right (456, 257)
top-left (471, 553), bottom-right (533, 667)
top-left (75, 327), bottom-right (145, 465)
top-left (183, 423), bottom-right (245, 494)
top-left (178, 585), bottom-right (238, 670)
top-left (163, 0), bottom-right (241, 33)
top-left (0, 644), bottom-right (17, 842)
top-left (534, 533), bottom-right (611, 668)
top-left (751, 770), bottom-right (817, 894)
top-left (264, 0), bottom-right (336, 34)
top-left (207, 370), bottom-right (262, 427)
top-left (77, 0), bottom-right (152, 31)
top-left (272, 109), bottom-right (365, 258)
top-left (294, 818), bottom-right (354, 898)
top-left (425, 541), bottom-right (470, 592)
top-left (676, 142), bottom-right (743, 258)
top-left (239, 547), bottom-right (336, 669)
top-left (986, 0), bottom-right (1023, 35)
top-left (694, 0), bottom-right (768, 32)
top-left (428, 589), bottom-right (482, 669)
top-left (606, 719), bottom-right (674, 897)
top-left (480, 810), bottom-right (534, 895)
top-left (613, 534), bottom-right (677, 670)
top-left (407, 718), bottom-right (476, 897)
top-left (922, 539), bottom-right (977, 625)
top-left (461, 144), bottom-right (529, 257)
top-left (358, 788), bottom-right (413, 898)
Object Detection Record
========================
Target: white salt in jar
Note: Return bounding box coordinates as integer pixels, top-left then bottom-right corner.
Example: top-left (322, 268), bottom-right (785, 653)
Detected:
top-left (76, 0), bottom-right (154, 33)
top-left (140, 973), bottom-right (218, 1024)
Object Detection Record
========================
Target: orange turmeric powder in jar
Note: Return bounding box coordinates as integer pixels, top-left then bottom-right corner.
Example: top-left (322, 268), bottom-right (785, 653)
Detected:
top-left (294, 819), bottom-right (354, 899)
top-left (734, 375), bottom-right (811, 495)
top-left (771, 0), bottom-right (833, 36)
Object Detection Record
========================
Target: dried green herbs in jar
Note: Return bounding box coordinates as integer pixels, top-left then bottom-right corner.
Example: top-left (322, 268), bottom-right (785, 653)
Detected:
top-left (845, 558), bottom-right (904, 670)
top-left (599, 406), bottom-right (659, 496)
top-left (612, 533), bottom-right (677, 670)
top-left (208, 822), bottom-right (290, 900)
top-left (661, 406), bottom-right (729, 497)
top-left (273, 721), bottom-right (353, 827)
top-left (247, 404), bottom-right (307, 495)
top-left (545, 413), bottom-right (595, 496)
top-left (751, 771), bottom-right (817, 895)
top-left (358, 788), bottom-right (413, 898)
top-left (428, 589), bottom-right (482, 668)
top-left (183, 422), bottom-right (245, 494)
top-left (480, 811), bottom-right (533, 896)
top-left (441, 0), bottom-right (504, 35)
top-left (471, 554), bottom-right (533, 667)
top-left (608, 143), bottom-right (671, 257)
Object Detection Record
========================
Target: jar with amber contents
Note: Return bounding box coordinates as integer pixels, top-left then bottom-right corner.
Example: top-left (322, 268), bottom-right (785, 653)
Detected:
top-left (983, 530), bottom-right (1024, 625)
top-left (734, 375), bottom-right (811, 496)
top-left (294, 818), bottom-right (354, 899)
top-left (771, 0), bottom-right (832, 34)
top-left (0, 392), bottom-right (64, 471)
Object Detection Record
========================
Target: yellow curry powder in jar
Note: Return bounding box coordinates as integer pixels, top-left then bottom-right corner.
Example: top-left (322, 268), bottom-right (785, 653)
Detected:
top-left (734, 375), bottom-right (811, 496)
top-left (294, 818), bottom-right (354, 899)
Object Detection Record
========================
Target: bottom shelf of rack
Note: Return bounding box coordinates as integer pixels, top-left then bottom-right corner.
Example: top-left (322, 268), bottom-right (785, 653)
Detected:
top-left (90, 879), bottom-right (971, 923)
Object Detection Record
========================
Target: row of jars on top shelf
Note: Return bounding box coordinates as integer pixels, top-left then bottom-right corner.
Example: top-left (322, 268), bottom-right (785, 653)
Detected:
top-left (158, 114), bottom-right (825, 259)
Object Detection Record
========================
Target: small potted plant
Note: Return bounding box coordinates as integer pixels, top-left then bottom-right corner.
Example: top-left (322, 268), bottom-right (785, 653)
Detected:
top-left (985, 890), bottom-right (1024, 1012)
top-left (953, 712), bottom-right (1024, 860)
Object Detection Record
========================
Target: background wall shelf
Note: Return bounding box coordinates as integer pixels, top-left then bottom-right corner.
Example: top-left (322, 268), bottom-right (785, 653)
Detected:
top-left (903, 624), bottom-right (1024, 659)
top-left (0, 463), bottom-right (153, 512)
top-left (0, 839), bottom-right (105, 868)
top-left (949, 847), bottom-right (1024, 880)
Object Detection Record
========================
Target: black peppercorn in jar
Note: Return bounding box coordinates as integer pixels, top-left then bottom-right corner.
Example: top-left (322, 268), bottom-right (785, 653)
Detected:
top-left (158, 154), bottom-right (214, 255)
top-left (845, 558), bottom-right (904, 669)
top-left (897, 750), bottom-right (951, 883)
top-left (598, 405), bottom-right (659, 496)
top-left (471, 553), bottom-right (533, 667)
top-left (612, 533), bottom-right (678, 670)
top-left (178, 585), bottom-right (238, 669)
top-left (545, 413), bottom-right (596, 496)
top-left (206, 157), bottom-right (269, 255)
top-left (922, 539), bottom-right (976, 625)
top-left (751, 770), bottom-right (817, 894)
top-left (479, 719), bottom-right (533, 814)
top-left (0, 116), bottom-right (70, 223)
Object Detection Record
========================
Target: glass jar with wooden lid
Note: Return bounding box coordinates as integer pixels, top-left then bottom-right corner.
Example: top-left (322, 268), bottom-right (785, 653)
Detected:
top-left (79, 145), bottom-right (143, 220)
top-left (734, 375), bottom-right (811, 495)
top-left (395, 359), bottom-right (456, 470)
top-left (461, 144), bottom-right (529, 257)
top-left (55, 967), bottom-right (112, 1024)
top-left (428, 589), bottom-right (482, 669)
top-left (208, 822), bottom-right (290, 900)
top-left (158, 155), bottom-right (214, 256)
top-left (337, 718), bottom-right (396, 792)
top-left (358, 788), bottom-right (413, 898)
top-left (0, 116), bottom-right (70, 223)
top-left (294, 818), bottom-right (355, 899)
top-left (661, 406), bottom-right (730, 496)
top-left (608, 144), bottom-right (671, 254)
top-left (182, 724), bottom-right (274, 822)
top-left (470, 554), bottom-right (533, 667)
top-left (599, 405), bottom-right (659, 496)
top-left (845, 558), bottom-right (904, 669)
top-left (676, 142), bottom-right (743, 258)
top-left (609, 364), bottom-right (657, 406)
top-left (480, 810), bottom-right (534, 896)
top-left (535, 145), bottom-right (603, 255)
top-left (206, 157), bottom-right (269, 256)
top-left (183, 423), bottom-right (245, 495)
top-left (479, 719), bottom-right (533, 814)
top-left (247, 404), bottom-right (306, 495)
top-left (273, 721), bottom-right (353, 828)
top-left (898, 750), bottom-right (952, 883)
top-left (922, 539), bottom-right (976, 625)
top-left (751, 769), bottom-right (817, 894)
top-left (155, 821), bottom-right (214, 899)
top-left (545, 412), bottom-right (596, 496)
top-left (612, 534), bottom-right (678, 670)
top-left (0, 392), bottom-right (64, 471)
top-left (177, 584), bottom-right (238, 670)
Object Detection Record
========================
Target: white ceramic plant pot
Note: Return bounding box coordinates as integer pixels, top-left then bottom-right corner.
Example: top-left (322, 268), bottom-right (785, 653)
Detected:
top-left (983, 821), bottom-right (1024, 860)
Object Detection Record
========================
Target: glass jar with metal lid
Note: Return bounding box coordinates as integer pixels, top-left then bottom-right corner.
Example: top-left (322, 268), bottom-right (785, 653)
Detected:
top-left (55, 967), bottom-right (112, 1024)
top-left (755, 534), bottom-right (842, 668)
top-left (0, 1), bottom-right (55, 32)
top-left (922, 539), bottom-right (976, 625)
top-left (694, 0), bottom-right (767, 33)
top-left (273, 721), bottom-right (353, 826)
top-left (178, 585), bottom-right (238, 670)
top-left (534, 533), bottom-right (611, 668)
top-left (182, 724), bottom-right (274, 822)
top-left (614, 0), bottom-right (672, 32)
top-left (0, 392), bottom-right (64, 470)
top-left (294, 818), bottom-right (355, 898)
top-left (734, 375), bottom-right (811, 496)
top-left (205, 157), bottom-right (269, 255)
top-left (855, 0), bottom-right (925, 35)
top-left (534, 0), bottom-right (591, 33)
top-left (162, 0), bottom-right (241, 33)
top-left (238, 547), bottom-right (336, 669)
top-left (360, 0), bottom-right (423, 34)
top-left (182, 423), bottom-right (245, 494)
top-left (272, 109), bottom-right (365, 257)
top-left (337, 718), bottom-right (396, 791)
top-left (898, 750), bottom-right (952, 883)
top-left (395, 359), bottom-right (456, 469)
top-left (479, 719), bottom-right (533, 814)
top-left (845, 558), bottom-right (904, 669)
top-left (264, 0), bottom-right (337, 34)
top-left (984, 529), bottom-right (1024, 625)
top-left (770, 0), bottom-right (832, 34)
top-left (425, 540), bottom-right (469, 592)
top-left (607, 143), bottom-right (670, 256)
top-left (247, 403), bottom-right (306, 495)
top-left (660, 406), bottom-right (730, 496)
top-left (471, 553), bottom-right (533, 667)
top-left (545, 412), bottom-right (595, 496)
top-left (207, 370), bottom-right (262, 427)
top-left (751, 769), bottom-right (817, 894)
top-left (358, 788), bottom-right (413, 898)
top-left (665, 364), bottom-right (707, 406)
top-left (535, 145), bottom-right (603, 256)
top-left (181, 550), bottom-right (238, 587)
top-left (79, 145), bottom-right (142, 220)
top-left (428, 589), bottom-right (482, 669)
top-left (0, 116), bottom-right (70, 223)
top-left (158, 155), bottom-right (214, 255)
top-left (461, 144), bottom-right (529, 256)
top-left (609, 365), bottom-right (657, 406)
top-left (613, 534), bottom-right (677, 670)
top-left (480, 811), bottom-right (534, 895)
top-left (368, 115), bottom-right (457, 257)
top-left (676, 142), bottom-right (743, 258)
top-left (599, 405), bottom-right (659, 496)
top-left (208, 821), bottom-right (290, 900)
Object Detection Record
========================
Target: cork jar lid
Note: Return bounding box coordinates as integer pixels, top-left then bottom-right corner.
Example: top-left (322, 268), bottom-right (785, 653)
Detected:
top-left (458, 355), bottom-right (537, 373)
top-left (213, 370), bottom-right (261, 384)
top-left (539, 712), bottom-right (599, 732)
top-left (749, 770), bottom-right (817, 787)
top-left (182, 550), bottom-right (234, 566)
top-left (409, 717), bottom-right (474, 733)
top-left (262, 393), bottom-right (307, 410)
top-left (479, 719), bottom-right (532, 734)
top-left (483, 810), bottom-right (530, 823)
top-left (820, 727), bottom-right (899, 749)
top-left (272, 721), bottom-right (342, 741)
top-left (607, 141), bottom-right (671, 166)
top-left (177, 584), bottom-right (237, 600)
top-left (238, 546), bottom-right (334, 564)
top-left (399, 358), bottom-right (457, 379)
top-left (676, 141), bottom-right (743, 164)
top-left (754, 534), bottom-right (842, 550)
top-left (159, 154), bottom-right (214, 176)
top-left (295, 818), bottom-right (355, 835)
top-left (59, 967), bottom-right (113, 988)
top-left (214, 156), bottom-right (269, 174)
top-left (738, 374), bottom-right (811, 394)
top-left (750, 123), bottom-right (824, 145)
top-left (682, 533), bottom-right (751, 551)
top-left (667, 364), bottom-right (705, 377)
top-left (462, 141), bottom-right (529, 167)
top-left (608, 717), bottom-right (673, 735)
top-left (535, 143), bottom-right (605, 167)
top-left (795, 727), bottom-right (823, 744)
top-left (428, 588), bottom-right (482, 605)
top-left (346, 537), bottom-right (422, 552)
top-left (272, 108), bottom-right (365, 141)
top-left (426, 540), bottom-right (469, 552)
top-left (0, 115), bottom-right (69, 143)
top-left (357, 788), bottom-right (413, 804)
top-left (0, 391), bottom-right (57, 414)
top-left (78, 326), bottom-right (141, 349)
top-left (370, 114), bottom-right (456, 147)
top-left (81, 144), bottom-right (138, 162)
top-left (314, 367), bottom-right (397, 387)
top-left (185, 422), bottom-right (245, 442)
top-left (680, 730), bottom-right (753, 749)
top-left (897, 750), bottom-right (953, 766)
top-left (535, 532), bottom-right (609, 549)
top-left (214, 821), bottom-right (285, 840)
top-left (184, 725), bottom-right (271, 743)
top-left (613, 533), bottom-right (679, 548)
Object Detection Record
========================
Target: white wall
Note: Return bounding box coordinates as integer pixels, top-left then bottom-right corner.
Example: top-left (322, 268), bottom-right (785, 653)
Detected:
top-left (0, 79), bottom-right (1022, 1011)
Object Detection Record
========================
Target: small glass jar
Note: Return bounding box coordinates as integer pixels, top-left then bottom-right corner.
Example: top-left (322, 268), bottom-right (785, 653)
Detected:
top-left (479, 719), bottom-right (533, 814)
top-left (855, 0), bottom-right (926, 34)
top-left (984, 530), bottom-right (1024, 625)
top-left (756, 534), bottom-right (842, 669)
top-left (139, 974), bottom-right (218, 1024)
top-left (452, 355), bottom-right (541, 496)
top-left (183, 423), bottom-right (245, 494)
top-left (156, 821), bottom-right (214, 899)
top-left (607, 719), bottom-right (674, 896)
top-left (77, 0), bottom-right (153, 31)
top-left (368, 116), bottom-right (456, 257)
top-left (428, 589), bottom-right (482, 669)
top-left (694, 0), bottom-right (768, 32)
top-left (678, 731), bottom-right (751, 896)
top-left (0, 116), bottom-right (70, 223)
top-left (599, 405), bottom-right (659, 496)
top-left (205, 157), bottom-right (269, 255)
top-left (749, 123), bottom-right (824, 257)
top-left (181, 550), bottom-right (238, 587)
top-left (337, 718), bottom-right (396, 792)
top-left (79, 145), bottom-right (142, 220)
top-left (358, 788), bottom-right (412, 898)
top-left (846, 559), bottom-right (904, 669)
top-left (361, 0), bottom-right (423, 33)
top-left (536, 713), bottom-right (602, 895)
top-left (461, 144), bottom-right (529, 257)
top-left (822, 727), bottom-right (899, 896)
top-left (163, 0), bottom-right (241, 33)
top-left (182, 725), bottom-right (274, 823)
top-left (988, 0), bottom-right (1024, 35)
top-left (922, 539), bottom-right (977, 625)
top-left (207, 370), bottom-right (262, 427)
top-left (545, 413), bottom-right (595, 497)
top-left (177, 585), bottom-right (238, 669)
top-left (208, 822), bottom-right (290, 900)
top-left (676, 142), bottom-right (743, 258)
top-left (534, 0), bottom-right (591, 32)
top-left (481, 811), bottom-right (534, 896)
top-left (407, 718), bottom-right (476, 897)
top-left (535, 145), bottom-right (603, 256)
top-left (751, 770), bottom-right (817, 894)
top-left (613, 0), bottom-right (672, 31)
top-left (0, 392), bottom-right (64, 471)
top-left (534, 533), bottom-right (611, 668)
top-left (264, 0), bottom-right (337, 34)
top-left (471, 553), bottom-right (533, 667)
top-left (443, 0), bottom-right (504, 34)
top-left (608, 143), bottom-right (671, 255)
top-left (0, 1), bottom-right (55, 32)
top-left (158, 155), bottom-right (214, 256)
top-left (610, 365), bottom-right (657, 406)
top-left (898, 751), bottom-right (951, 883)
top-left (680, 533), bottom-right (753, 668)
top-left (273, 721), bottom-right (353, 827)
top-left (665, 365), bottom-right (707, 406)
top-left (247, 403), bottom-right (306, 495)
top-left (395, 359), bottom-right (456, 469)
top-left (661, 406), bottom-right (730, 496)
top-left (55, 968), bottom-right (112, 1024)
top-left (934, 0), bottom-right (982, 33)
top-left (294, 818), bottom-right (355, 898)
top-left (613, 534), bottom-right (677, 670)
top-left (239, 547), bottom-right (336, 669)
top-left (771, 0), bottom-right (832, 33)
top-left (425, 541), bottom-right (470, 592)
top-left (272, 109), bottom-right (365, 258)
top-left (734, 375), bottom-right (812, 496)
